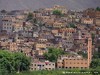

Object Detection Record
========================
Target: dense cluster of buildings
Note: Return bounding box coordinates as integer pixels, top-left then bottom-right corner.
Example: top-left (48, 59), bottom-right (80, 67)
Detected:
top-left (0, 5), bottom-right (100, 70)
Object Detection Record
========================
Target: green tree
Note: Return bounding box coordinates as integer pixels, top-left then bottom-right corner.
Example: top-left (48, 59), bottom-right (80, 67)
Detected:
top-left (14, 52), bottom-right (31, 73)
top-left (77, 51), bottom-right (87, 58)
top-left (0, 50), bottom-right (14, 73)
top-left (0, 50), bottom-right (31, 74)
top-left (92, 51), bottom-right (100, 59)
top-left (96, 7), bottom-right (100, 11)
top-left (68, 23), bottom-right (76, 28)
top-left (0, 64), bottom-right (9, 75)
top-left (26, 13), bottom-right (33, 21)
top-left (44, 48), bottom-right (64, 62)
top-left (90, 59), bottom-right (100, 69)
top-left (53, 10), bottom-right (62, 16)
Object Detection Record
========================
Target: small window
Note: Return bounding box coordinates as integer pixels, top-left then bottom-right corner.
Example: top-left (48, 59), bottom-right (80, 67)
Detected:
top-left (52, 64), bottom-right (54, 65)
top-left (77, 63), bottom-right (79, 64)
top-left (69, 67), bottom-right (71, 69)
top-left (81, 67), bottom-right (83, 69)
top-left (59, 67), bottom-right (61, 68)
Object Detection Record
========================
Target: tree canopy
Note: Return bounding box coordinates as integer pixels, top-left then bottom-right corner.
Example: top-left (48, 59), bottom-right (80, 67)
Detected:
top-left (68, 23), bottom-right (76, 28)
top-left (90, 50), bottom-right (100, 69)
top-left (44, 48), bottom-right (64, 62)
top-left (77, 51), bottom-right (88, 58)
top-left (26, 13), bottom-right (34, 21)
top-left (90, 59), bottom-right (100, 69)
top-left (0, 50), bottom-right (31, 75)
top-left (96, 7), bottom-right (100, 11)
top-left (53, 10), bottom-right (62, 16)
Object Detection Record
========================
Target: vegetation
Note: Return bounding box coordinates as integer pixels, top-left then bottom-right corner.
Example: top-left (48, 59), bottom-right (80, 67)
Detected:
top-left (0, 50), bottom-right (31, 75)
top-left (90, 59), bottom-right (100, 69)
top-left (26, 13), bottom-right (33, 21)
top-left (26, 13), bottom-right (37, 24)
top-left (0, 48), bottom-right (100, 75)
top-left (92, 51), bottom-right (100, 59)
top-left (44, 48), bottom-right (64, 62)
top-left (15, 69), bottom-right (100, 75)
top-left (96, 7), bottom-right (100, 11)
top-left (53, 10), bottom-right (62, 16)
top-left (90, 50), bottom-right (100, 69)
top-left (77, 51), bottom-right (88, 58)
top-left (68, 23), bottom-right (76, 28)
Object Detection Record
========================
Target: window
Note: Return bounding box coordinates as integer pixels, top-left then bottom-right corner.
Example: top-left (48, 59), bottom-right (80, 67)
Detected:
top-left (81, 67), bottom-right (83, 69)
top-left (85, 67), bottom-right (87, 69)
top-left (59, 67), bottom-right (61, 68)
top-left (73, 67), bottom-right (75, 68)
top-left (69, 67), bottom-right (71, 69)
top-left (77, 62), bottom-right (79, 64)
top-left (34, 64), bottom-right (36, 66)
top-left (52, 64), bottom-right (54, 66)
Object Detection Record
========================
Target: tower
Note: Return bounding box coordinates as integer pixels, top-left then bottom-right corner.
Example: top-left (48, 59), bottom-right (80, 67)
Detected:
top-left (87, 37), bottom-right (92, 67)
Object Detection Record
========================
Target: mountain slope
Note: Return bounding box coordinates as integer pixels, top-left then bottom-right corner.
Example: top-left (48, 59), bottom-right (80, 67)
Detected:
top-left (0, 0), bottom-right (100, 10)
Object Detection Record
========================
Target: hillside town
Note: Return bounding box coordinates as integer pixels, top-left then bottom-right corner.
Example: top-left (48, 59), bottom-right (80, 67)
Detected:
top-left (0, 5), bottom-right (100, 71)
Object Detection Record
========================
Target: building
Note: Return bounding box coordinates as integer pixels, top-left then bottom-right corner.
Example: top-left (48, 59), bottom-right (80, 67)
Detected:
top-left (95, 11), bottom-right (100, 18)
top-left (95, 18), bottom-right (100, 26)
top-left (35, 43), bottom-right (47, 50)
top-left (13, 17), bottom-right (24, 32)
top-left (53, 22), bottom-right (65, 28)
top-left (81, 17), bottom-right (94, 24)
top-left (9, 42), bottom-right (18, 52)
top-left (30, 61), bottom-right (55, 71)
top-left (57, 38), bottom-right (92, 69)
top-left (1, 17), bottom-right (14, 33)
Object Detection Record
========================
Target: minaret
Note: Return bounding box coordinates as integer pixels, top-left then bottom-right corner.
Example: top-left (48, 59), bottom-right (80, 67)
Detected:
top-left (87, 37), bottom-right (92, 68)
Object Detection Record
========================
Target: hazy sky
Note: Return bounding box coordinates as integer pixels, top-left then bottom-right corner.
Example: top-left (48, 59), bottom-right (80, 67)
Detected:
top-left (0, 0), bottom-right (100, 10)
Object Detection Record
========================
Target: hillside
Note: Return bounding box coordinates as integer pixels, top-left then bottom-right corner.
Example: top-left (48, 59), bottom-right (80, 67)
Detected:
top-left (0, 0), bottom-right (100, 11)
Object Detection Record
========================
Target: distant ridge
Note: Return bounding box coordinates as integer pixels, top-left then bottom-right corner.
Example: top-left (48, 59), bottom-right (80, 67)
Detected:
top-left (0, 0), bottom-right (100, 11)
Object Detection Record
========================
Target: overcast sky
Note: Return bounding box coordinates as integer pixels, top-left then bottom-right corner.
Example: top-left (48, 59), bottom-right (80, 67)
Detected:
top-left (0, 0), bottom-right (100, 11)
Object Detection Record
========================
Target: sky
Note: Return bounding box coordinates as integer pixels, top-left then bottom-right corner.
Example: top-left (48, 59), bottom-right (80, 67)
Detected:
top-left (0, 0), bottom-right (100, 11)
